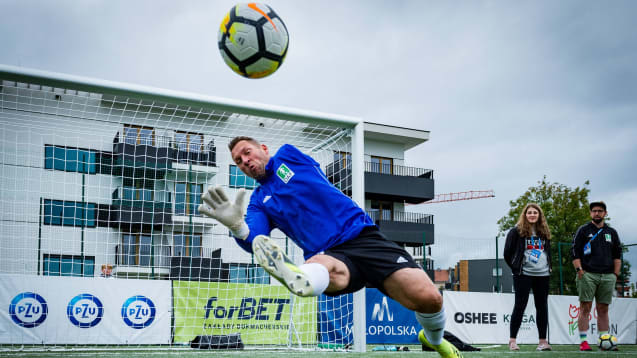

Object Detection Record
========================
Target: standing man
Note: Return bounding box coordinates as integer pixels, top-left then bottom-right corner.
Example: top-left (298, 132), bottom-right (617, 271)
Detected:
top-left (571, 201), bottom-right (622, 351)
top-left (198, 136), bottom-right (462, 358)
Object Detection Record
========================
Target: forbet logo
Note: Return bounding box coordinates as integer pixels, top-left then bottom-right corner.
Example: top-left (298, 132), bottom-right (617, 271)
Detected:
top-left (121, 295), bottom-right (156, 329)
top-left (9, 292), bottom-right (48, 328)
top-left (276, 164), bottom-right (294, 183)
top-left (67, 293), bottom-right (104, 328)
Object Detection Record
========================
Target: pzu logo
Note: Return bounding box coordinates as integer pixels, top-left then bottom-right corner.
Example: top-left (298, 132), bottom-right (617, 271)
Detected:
top-left (9, 292), bottom-right (48, 328)
top-left (121, 295), bottom-right (156, 329)
top-left (67, 294), bottom-right (104, 328)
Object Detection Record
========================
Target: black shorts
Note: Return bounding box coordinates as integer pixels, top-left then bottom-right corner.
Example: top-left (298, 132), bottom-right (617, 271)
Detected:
top-left (323, 226), bottom-right (421, 296)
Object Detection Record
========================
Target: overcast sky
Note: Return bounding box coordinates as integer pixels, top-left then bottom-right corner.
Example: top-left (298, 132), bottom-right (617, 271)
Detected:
top-left (2, 0), bottom-right (636, 281)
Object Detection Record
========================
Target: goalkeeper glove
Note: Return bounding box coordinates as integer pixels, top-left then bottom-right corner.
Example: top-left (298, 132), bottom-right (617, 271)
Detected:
top-left (198, 186), bottom-right (249, 240)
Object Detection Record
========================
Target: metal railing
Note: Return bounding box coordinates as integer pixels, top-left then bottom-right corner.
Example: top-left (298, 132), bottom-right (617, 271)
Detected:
top-left (113, 131), bottom-right (217, 166)
top-left (366, 210), bottom-right (433, 224)
top-left (365, 161), bottom-right (433, 178)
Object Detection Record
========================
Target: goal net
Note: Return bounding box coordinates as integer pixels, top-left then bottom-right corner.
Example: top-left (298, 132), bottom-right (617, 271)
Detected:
top-left (0, 66), bottom-right (363, 351)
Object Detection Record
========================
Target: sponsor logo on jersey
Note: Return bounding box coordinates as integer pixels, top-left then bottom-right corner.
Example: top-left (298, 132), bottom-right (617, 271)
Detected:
top-left (605, 233), bottom-right (611, 242)
top-left (263, 195), bottom-right (272, 203)
top-left (396, 256), bottom-right (408, 263)
top-left (276, 164), bottom-right (294, 183)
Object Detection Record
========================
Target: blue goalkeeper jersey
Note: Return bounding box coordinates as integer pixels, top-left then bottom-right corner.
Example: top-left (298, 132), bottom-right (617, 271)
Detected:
top-left (234, 144), bottom-right (375, 259)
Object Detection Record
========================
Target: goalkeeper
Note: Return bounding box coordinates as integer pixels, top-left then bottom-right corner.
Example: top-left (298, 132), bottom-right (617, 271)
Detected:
top-left (199, 136), bottom-right (461, 358)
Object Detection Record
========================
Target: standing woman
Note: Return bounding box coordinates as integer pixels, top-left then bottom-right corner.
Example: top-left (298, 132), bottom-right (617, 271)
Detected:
top-left (504, 203), bottom-right (552, 351)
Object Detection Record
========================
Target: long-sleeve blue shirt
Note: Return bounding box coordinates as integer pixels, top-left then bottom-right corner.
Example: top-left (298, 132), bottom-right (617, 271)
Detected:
top-left (234, 144), bottom-right (374, 259)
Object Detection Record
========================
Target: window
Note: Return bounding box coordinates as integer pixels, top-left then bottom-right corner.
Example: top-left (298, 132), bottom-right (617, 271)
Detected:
top-left (173, 233), bottom-right (202, 257)
top-left (124, 125), bottom-right (155, 146)
top-left (122, 177), bottom-right (154, 202)
top-left (43, 199), bottom-right (96, 227)
top-left (175, 132), bottom-right (204, 153)
top-left (121, 234), bottom-right (152, 266)
top-left (44, 145), bottom-right (96, 174)
top-left (492, 267), bottom-right (503, 277)
top-left (370, 200), bottom-right (393, 221)
top-left (175, 183), bottom-right (203, 215)
top-left (371, 156), bottom-right (393, 174)
top-left (334, 151), bottom-right (351, 168)
top-left (229, 165), bottom-right (258, 189)
top-left (43, 254), bottom-right (94, 277)
top-left (229, 264), bottom-right (270, 284)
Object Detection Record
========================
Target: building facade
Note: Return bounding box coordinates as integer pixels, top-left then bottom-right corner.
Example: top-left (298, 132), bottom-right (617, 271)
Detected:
top-left (0, 67), bottom-right (435, 285)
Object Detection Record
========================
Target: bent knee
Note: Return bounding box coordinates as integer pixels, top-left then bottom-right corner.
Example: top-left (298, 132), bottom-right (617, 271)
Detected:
top-left (407, 287), bottom-right (443, 313)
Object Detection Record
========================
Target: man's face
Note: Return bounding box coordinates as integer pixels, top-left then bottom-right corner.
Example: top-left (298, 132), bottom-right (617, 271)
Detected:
top-left (590, 206), bottom-right (606, 224)
top-left (231, 140), bottom-right (270, 180)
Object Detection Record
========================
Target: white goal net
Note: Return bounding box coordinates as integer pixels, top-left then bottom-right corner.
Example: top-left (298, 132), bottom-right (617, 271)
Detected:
top-left (0, 66), bottom-right (363, 351)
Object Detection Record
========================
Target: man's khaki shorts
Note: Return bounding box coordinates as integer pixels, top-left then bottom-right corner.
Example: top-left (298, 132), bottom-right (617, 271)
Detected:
top-left (576, 272), bottom-right (616, 304)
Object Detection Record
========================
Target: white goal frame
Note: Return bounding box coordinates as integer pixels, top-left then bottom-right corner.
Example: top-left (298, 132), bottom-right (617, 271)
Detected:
top-left (0, 64), bottom-right (366, 352)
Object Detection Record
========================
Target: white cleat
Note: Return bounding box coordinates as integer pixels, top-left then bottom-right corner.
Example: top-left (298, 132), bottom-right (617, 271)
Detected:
top-left (252, 235), bottom-right (314, 297)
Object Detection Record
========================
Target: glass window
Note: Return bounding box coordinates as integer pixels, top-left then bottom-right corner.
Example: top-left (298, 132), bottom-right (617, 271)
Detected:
top-left (371, 156), bottom-right (393, 174)
top-left (175, 132), bottom-right (203, 153)
top-left (175, 183), bottom-right (187, 215)
top-left (43, 199), bottom-right (96, 228)
top-left (175, 183), bottom-right (202, 216)
top-left (174, 234), bottom-right (186, 256)
top-left (122, 234), bottom-right (136, 266)
top-left (370, 200), bottom-right (393, 221)
top-left (173, 233), bottom-right (201, 257)
top-left (43, 254), bottom-right (94, 277)
top-left (123, 125), bottom-right (154, 146)
top-left (139, 235), bottom-right (152, 266)
top-left (44, 145), bottom-right (96, 174)
top-left (121, 234), bottom-right (153, 266)
top-left (229, 165), bottom-right (258, 189)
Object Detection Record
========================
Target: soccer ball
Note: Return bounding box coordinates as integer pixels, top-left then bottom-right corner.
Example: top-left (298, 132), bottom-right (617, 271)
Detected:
top-left (598, 334), bottom-right (618, 351)
top-left (218, 3), bottom-right (289, 78)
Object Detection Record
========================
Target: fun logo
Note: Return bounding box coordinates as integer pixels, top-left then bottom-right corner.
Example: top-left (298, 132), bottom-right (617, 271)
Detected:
top-left (276, 164), bottom-right (294, 183)
top-left (9, 292), bottom-right (48, 328)
top-left (67, 293), bottom-right (104, 328)
top-left (121, 295), bottom-right (156, 329)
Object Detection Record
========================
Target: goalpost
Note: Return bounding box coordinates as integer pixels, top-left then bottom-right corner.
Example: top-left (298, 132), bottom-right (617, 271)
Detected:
top-left (0, 65), bottom-right (366, 351)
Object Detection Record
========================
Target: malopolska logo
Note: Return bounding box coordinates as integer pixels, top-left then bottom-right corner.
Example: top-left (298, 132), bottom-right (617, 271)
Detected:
top-left (9, 292), bottom-right (48, 328)
top-left (371, 296), bottom-right (394, 322)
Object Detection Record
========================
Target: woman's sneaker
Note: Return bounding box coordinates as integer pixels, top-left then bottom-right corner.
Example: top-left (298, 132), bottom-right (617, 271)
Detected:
top-left (252, 235), bottom-right (314, 297)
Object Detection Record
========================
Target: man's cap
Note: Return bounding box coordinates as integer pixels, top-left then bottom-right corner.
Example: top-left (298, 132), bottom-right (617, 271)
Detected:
top-left (589, 201), bottom-right (607, 211)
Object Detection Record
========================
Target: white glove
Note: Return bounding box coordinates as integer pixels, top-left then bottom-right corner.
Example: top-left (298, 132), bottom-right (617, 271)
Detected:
top-left (198, 186), bottom-right (249, 240)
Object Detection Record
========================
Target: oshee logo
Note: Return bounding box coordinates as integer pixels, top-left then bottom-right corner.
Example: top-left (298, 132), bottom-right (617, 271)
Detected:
top-left (121, 295), bottom-right (156, 329)
top-left (9, 292), bottom-right (48, 328)
top-left (67, 293), bottom-right (104, 328)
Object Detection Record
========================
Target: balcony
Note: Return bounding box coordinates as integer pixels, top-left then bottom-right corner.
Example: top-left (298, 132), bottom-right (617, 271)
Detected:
top-left (326, 161), bottom-right (434, 204)
top-left (114, 244), bottom-right (171, 278)
top-left (111, 131), bottom-right (217, 177)
top-left (110, 187), bottom-right (172, 227)
top-left (367, 210), bottom-right (434, 247)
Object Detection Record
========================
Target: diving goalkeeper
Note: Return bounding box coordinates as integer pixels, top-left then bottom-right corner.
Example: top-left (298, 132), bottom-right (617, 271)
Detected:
top-left (198, 136), bottom-right (461, 358)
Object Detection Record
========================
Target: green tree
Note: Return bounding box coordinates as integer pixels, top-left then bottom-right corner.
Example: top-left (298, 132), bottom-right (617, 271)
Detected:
top-left (497, 176), bottom-right (591, 295)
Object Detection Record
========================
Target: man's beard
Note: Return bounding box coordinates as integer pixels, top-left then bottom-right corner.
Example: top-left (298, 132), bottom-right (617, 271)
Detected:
top-left (592, 217), bottom-right (603, 224)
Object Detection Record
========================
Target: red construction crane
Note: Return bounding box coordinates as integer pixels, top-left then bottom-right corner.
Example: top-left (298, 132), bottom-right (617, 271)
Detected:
top-left (408, 190), bottom-right (495, 205)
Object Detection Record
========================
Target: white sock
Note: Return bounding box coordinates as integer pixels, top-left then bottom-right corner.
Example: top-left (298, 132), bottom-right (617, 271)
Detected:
top-left (415, 308), bottom-right (446, 346)
top-left (299, 263), bottom-right (329, 296)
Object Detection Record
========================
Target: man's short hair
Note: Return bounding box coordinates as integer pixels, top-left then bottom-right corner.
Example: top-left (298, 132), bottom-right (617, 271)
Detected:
top-left (228, 136), bottom-right (260, 151)
top-left (589, 201), bottom-right (607, 211)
